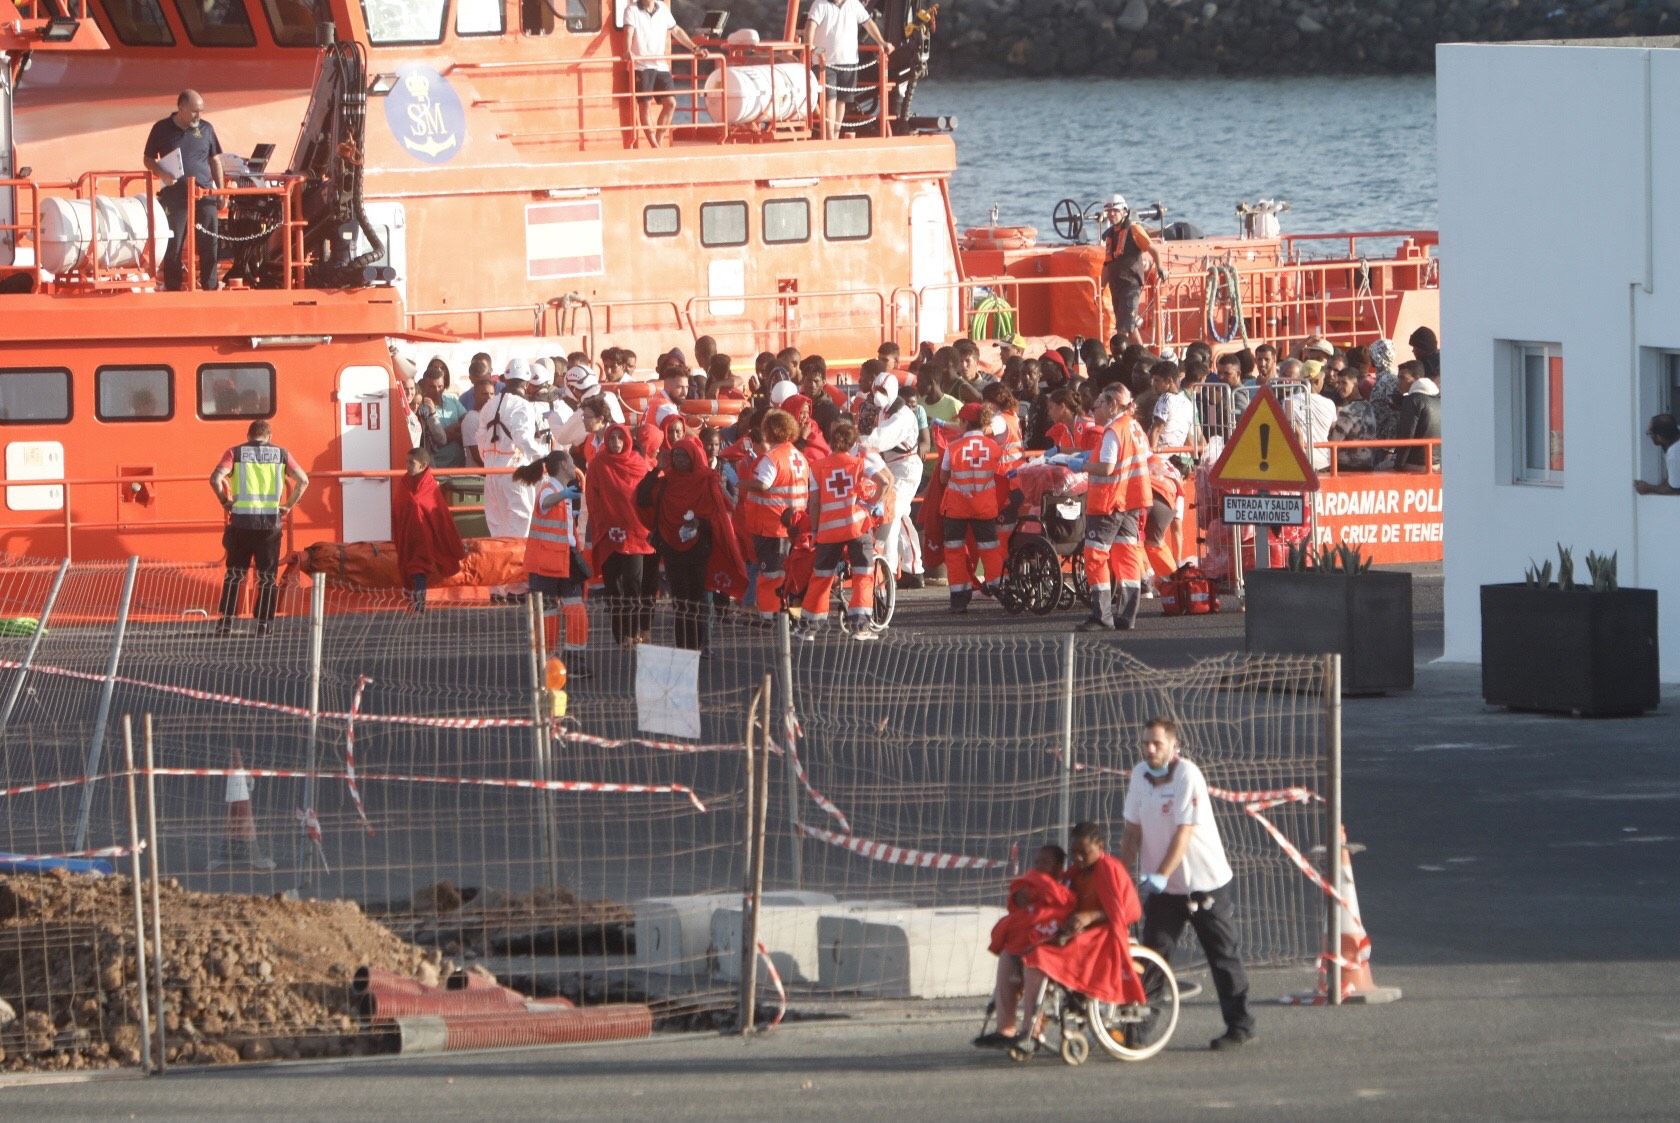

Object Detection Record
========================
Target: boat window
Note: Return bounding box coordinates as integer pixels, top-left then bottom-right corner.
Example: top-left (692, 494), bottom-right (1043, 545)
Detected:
top-left (100, 0), bottom-right (175, 46)
top-left (457, 0), bottom-right (505, 36)
top-left (523, 0), bottom-right (600, 34)
top-left (824, 195), bottom-right (871, 242)
top-left (174, 0), bottom-right (257, 47)
top-left (262, 0), bottom-right (327, 46)
top-left (360, 0), bottom-right (447, 44)
top-left (198, 364), bottom-right (276, 419)
top-left (562, 0), bottom-right (602, 33)
top-left (96, 367), bottom-right (174, 422)
top-left (0, 369), bottom-right (71, 425)
top-left (700, 202), bottom-right (748, 248)
top-left (763, 199), bottom-right (810, 245)
top-left (644, 204), bottom-right (680, 238)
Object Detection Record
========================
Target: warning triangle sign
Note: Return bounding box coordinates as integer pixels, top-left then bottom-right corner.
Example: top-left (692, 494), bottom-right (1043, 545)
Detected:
top-left (1207, 387), bottom-right (1320, 491)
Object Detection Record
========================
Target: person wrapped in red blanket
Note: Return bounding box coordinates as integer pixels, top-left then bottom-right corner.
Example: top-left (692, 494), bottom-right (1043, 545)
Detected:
top-left (1016, 821), bottom-right (1146, 1047)
top-left (391, 446), bottom-right (467, 612)
top-left (973, 845), bottom-right (1074, 1048)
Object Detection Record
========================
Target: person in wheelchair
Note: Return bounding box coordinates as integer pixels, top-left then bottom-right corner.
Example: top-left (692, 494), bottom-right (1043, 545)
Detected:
top-left (1015, 821), bottom-right (1147, 1049)
top-left (975, 844), bottom-right (1074, 1049)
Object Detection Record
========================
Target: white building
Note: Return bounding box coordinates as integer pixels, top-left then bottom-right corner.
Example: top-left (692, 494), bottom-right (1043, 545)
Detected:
top-left (1437, 37), bottom-right (1680, 681)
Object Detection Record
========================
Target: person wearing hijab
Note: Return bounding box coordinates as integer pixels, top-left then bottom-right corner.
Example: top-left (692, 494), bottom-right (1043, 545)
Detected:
top-left (584, 424), bottom-right (655, 645)
top-left (391, 447), bottom-right (466, 612)
top-left (1366, 339), bottom-right (1402, 443)
top-left (638, 436), bottom-right (746, 651)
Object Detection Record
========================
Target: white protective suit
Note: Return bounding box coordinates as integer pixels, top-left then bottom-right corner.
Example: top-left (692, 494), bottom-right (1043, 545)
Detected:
top-left (476, 387), bottom-right (549, 595)
top-left (860, 391), bottom-right (924, 577)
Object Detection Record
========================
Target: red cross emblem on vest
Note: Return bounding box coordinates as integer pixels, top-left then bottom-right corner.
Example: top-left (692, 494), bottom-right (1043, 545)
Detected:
top-left (608, 526), bottom-right (627, 544)
top-left (826, 468), bottom-right (854, 497)
top-left (960, 440), bottom-right (990, 469)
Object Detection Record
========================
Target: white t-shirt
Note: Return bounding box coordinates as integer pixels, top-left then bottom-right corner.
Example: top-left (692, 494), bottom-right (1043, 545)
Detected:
top-left (806, 0), bottom-right (870, 66)
top-left (1097, 426), bottom-right (1120, 468)
top-left (1122, 755), bottom-right (1233, 895)
top-left (1664, 441), bottom-right (1680, 488)
top-left (1153, 391), bottom-right (1193, 450)
top-left (625, 0), bottom-right (677, 70)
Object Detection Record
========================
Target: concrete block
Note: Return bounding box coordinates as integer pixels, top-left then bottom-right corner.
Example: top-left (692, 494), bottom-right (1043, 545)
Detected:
top-left (816, 906), bottom-right (1005, 998)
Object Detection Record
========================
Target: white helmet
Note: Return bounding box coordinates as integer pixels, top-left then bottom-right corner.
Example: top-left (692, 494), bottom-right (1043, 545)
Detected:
top-left (503, 357), bottom-right (532, 383)
top-left (528, 357), bottom-right (555, 386)
top-left (769, 380), bottom-right (798, 407)
top-left (1105, 193), bottom-right (1128, 213)
top-left (871, 371), bottom-right (899, 408)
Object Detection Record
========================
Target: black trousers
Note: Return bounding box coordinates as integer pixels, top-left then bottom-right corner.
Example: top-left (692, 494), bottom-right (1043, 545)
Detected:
top-left (1141, 888), bottom-right (1255, 1035)
top-left (161, 192), bottom-right (220, 291)
top-left (660, 546), bottom-right (711, 651)
top-left (602, 553), bottom-right (654, 643)
top-left (219, 526), bottom-right (282, 623)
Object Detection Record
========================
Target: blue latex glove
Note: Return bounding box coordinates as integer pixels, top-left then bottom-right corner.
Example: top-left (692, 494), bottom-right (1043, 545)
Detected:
top-left (1141, 872), bottom-right (1169, 895)
top-left (558, 485), bottom-right (581, 503)
top-left (870, 503), bottom-right (886, 519)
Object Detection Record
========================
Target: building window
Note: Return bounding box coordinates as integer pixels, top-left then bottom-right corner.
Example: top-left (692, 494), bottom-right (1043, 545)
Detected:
top-left (763, 199), bottom-right (810, 245)
top-left (198, 364), bottom-right (275, 419)
top-left (97, 366), bottom-right (173, 422)
top-left (1503, 341), bottom-right (1563, 485)
top-left (359, 0), bottom-right (446, 44)
top-left (644, 204), bottom-right (681, 238)
top-left (456, 0), bottom-right (505, 35)
top-left (700, 201), bottom-right (748, 248)
top-left (0, 369), bottom-right (71, 424)
top-left (824, 194), bottom-right (871, 241)
top-left (102, 0), bottom-right (174, 46)
top-left (173, 0), bottom-right (257, 46)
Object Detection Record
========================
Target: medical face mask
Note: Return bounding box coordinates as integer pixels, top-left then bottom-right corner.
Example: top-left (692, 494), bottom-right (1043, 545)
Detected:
top-left (1144, 760), bottom-right (1172, 778)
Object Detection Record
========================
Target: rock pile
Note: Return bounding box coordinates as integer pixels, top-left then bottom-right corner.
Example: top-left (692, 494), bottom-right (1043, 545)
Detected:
top-left (672, 0), bottom-right (1680, 77)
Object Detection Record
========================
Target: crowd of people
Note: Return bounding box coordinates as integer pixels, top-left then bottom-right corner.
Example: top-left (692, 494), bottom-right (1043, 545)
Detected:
top-left (382, 325), bottom-right (1444, 661)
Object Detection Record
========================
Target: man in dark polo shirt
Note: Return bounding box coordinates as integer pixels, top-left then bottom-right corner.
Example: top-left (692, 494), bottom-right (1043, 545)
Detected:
top-left (143, 89), bottom-right (225, 291)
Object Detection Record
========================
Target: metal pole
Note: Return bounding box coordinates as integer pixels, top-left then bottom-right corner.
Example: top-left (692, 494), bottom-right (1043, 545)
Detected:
top-left (527, 594), bottom-right (559, 888)
top-left (774, 612), bottom-right (802, 888)
top-left (1231, 522), bottom-right (1246, 601)
top-left (750, 683), bottom-right (771, 1020)
top-left (299, 576), bottom-right (326, 883)
top-left (738, 678), bottom-right (764, 1035)
top-left (0, 557), bottom-right (70, 737)
top-left (143, 715), bottom-right (167, 1073)
top-left (121, 716), bottom-right (154, 1073)
top-left (1325, 653), bottom-right (1344, 1007)
top-left (73, 555), bottom-right (139, 850)
top-left (1058, 632), bottom-right (1075, 836)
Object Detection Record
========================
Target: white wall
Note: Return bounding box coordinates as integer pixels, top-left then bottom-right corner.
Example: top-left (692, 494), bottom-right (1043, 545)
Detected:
top-left (1438, 42), bottom-right (1680, 680)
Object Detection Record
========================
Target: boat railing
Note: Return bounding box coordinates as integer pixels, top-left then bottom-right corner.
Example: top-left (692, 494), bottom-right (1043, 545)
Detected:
top-left (683, 287), bottom-right (889, 360)
top-left (0, 445), bottom-right (1441, 562)
top-left (0, 169), bottom-right (309, 293)
top-left (177, 175), bottom-right (310, 292)
top-left (1147, 248), bottom-right (1437, 354)
top-left (407, 303), bottom-right (547, 338)
top-left (897, 275), bottom-right (1107, 345)
top-left (454, 40), bottom-right (889, 150)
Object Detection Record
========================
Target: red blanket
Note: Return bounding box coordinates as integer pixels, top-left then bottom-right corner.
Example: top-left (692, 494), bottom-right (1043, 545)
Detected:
top-left (989, 870), bottom-right (1076, 957)
top-left (391, 468), bottom-right (466, 582)
top-left (1024, 854), bottom-right (1146, 1004)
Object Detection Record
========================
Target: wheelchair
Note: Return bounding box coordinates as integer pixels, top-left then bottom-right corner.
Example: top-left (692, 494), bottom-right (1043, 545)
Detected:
top-left (825, 550), bottom-right (896, 634)
top-left (1005, 943), bottom-right (1180, 1066)
top-left (999, 490), bottom-right (1088, 617)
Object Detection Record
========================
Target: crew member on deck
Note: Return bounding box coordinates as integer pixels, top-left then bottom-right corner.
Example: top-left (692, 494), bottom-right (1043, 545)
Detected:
top-left (209, 420), bottom-right (307, 636)
top-left (143, 90), bottom-right (225, 291)
top-left (626, 0), bottom-right (704, 148)
top-left (1100, 194), bottom-right (1164, 348)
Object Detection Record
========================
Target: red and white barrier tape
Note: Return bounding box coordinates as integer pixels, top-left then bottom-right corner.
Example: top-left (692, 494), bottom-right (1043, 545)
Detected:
top-left (0, 842), bottom-right (144, 863)
top-left (780, 706), bottom-right (850, 832)
top-left (146, 766), bottom-right (709, 813)
top-left (342, 675), bottom-right (374, 833)
top-left (755, 941), bottom-right (787, 1030)
top-left (798, 823), bottom-right (1011, 870)
top-left (0, 773), bottom-right (121, 799)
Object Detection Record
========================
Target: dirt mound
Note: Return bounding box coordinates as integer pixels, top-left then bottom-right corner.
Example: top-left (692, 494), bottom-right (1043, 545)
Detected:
top-left (0, 869), bottom-right (438, 1072)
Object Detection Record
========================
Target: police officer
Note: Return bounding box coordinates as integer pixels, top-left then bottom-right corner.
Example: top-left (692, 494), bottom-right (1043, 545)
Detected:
top-left (209, 420), bottom-right (308, 636)
top-left (1100, 194), bottom-right (1164, 348)
top-left (1119, 716), bottom-right (1257, 1051)
top-left (143, 89), bottom-right (226, 291)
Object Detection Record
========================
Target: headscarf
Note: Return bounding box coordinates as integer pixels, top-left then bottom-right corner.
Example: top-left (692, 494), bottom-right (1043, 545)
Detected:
top-left (1367, 338), bottom-right (1395, 374)
top-left (583, 424), bottom-right (653, 569)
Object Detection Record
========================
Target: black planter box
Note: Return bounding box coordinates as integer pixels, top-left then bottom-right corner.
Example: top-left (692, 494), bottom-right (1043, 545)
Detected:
top-left (1481, 584), bottom-right (1660, 717)
top-left (1243, 570), bottom-right (1413, 694)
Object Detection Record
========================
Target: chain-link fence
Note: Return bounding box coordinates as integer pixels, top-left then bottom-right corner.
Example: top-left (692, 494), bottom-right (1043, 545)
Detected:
top-left (1, 557), bottom-right (1337, 1073)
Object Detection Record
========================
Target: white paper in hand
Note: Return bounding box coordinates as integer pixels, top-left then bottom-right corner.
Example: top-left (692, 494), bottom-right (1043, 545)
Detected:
top-left (635, 644), bottom-right (700, 740)
top-left (157, 148), bottom-right (185, 181)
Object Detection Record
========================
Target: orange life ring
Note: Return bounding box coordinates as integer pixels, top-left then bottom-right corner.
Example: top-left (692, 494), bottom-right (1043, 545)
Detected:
top-left (960, 225), bottom-right (1038, 252)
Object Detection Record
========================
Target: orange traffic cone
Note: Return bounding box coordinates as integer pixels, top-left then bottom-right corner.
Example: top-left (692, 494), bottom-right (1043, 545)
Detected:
top-left (209, 747), bottom-right (274, 871)
top-left (1282, 829), bottom-right (1400, 1006)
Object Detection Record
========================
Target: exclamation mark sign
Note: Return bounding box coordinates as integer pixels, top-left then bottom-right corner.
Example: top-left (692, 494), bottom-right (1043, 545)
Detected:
top-left (1258, 423), bottom-right (1271, 472)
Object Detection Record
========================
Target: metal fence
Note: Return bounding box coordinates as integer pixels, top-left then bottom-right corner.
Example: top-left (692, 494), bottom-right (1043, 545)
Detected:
top-left (0, 557), bottom-right (1337, 1073)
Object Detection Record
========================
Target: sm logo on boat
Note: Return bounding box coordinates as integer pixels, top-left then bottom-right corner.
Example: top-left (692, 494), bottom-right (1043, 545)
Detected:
top-left (385, 64), bottom-right (466, 164)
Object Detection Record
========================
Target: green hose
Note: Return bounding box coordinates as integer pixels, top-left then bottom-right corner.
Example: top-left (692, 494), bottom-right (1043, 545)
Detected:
top-left (969, 293), bottom-right (1016, 342)
top-left (1204, 264), bottom-right (1248, 345)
